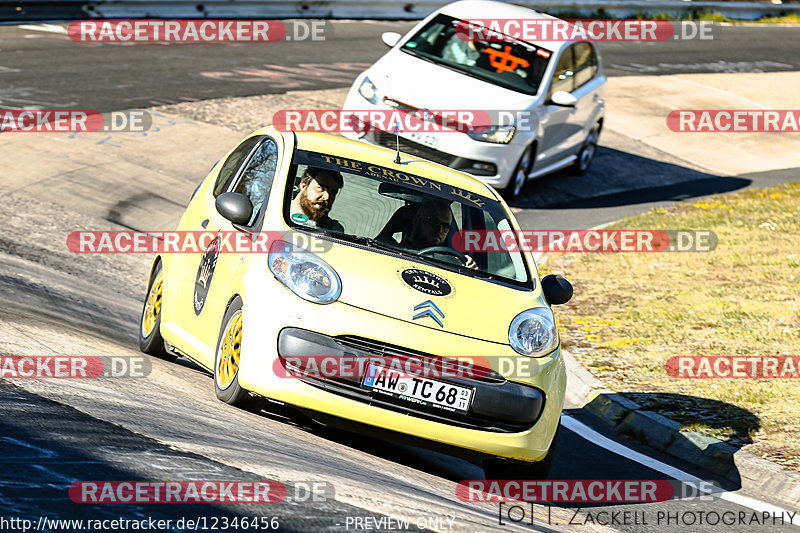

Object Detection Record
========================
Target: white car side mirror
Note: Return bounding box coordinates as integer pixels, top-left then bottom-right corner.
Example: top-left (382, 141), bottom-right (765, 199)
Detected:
top-left (381, 32), bottom-right (401, 47)
top-left (550, 91), bottom-right (578, 107)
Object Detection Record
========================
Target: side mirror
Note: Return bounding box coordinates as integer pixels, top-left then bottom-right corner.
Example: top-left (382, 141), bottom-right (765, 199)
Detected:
top-left (549, 91), bottom-right (578, 107)
top-left (381, 31), bottom-right (401, 47)
top-left (215, 192), bottom-right (253, 226)
top-left (541, 274), bottom-right (573, 305)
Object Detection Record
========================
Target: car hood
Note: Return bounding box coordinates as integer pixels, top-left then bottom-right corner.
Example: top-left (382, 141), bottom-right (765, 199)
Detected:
top-left (365, 50), bottom-right (535, 118)
top-left (324, 242), bottom-right (541, 345)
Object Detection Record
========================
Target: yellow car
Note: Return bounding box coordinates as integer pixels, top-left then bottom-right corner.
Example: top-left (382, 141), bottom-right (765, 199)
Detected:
top-left (138, 127), bottom-right (572, 479)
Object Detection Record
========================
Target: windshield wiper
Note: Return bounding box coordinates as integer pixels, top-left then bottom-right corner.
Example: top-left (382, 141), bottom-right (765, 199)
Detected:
top-left (335, 233), bottom-right (412, 256)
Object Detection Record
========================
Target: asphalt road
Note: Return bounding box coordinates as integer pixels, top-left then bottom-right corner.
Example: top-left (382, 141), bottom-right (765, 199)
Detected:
top-left (1, 18), bottom-right (799, 533)
top-left (1, 22), bottom-right (799, 111)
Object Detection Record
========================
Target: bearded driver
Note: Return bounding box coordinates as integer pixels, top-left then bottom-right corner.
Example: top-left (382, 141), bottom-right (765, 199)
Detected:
top-left (290, 167), bottom-right (344, 232)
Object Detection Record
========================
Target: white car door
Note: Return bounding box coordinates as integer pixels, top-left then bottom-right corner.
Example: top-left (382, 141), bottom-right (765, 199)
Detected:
top-left (536, 43), bottom-right (598, 170)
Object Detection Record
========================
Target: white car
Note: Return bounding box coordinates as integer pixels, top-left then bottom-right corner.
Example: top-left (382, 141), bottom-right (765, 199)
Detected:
top-left (343, 0), bottom-right (606, 201)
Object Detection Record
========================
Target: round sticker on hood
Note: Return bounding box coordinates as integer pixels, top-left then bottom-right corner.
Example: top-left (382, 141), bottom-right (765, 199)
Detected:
top-left (401, 268), bottom-right (451, 297)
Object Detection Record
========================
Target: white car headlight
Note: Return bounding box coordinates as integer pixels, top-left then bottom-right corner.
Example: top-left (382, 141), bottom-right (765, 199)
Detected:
top-left (509, 308), bottom-right (559, 356)
top-left (467, 125), bottom-right (515, 144)
top-left (268, 242), bottom-right (341, 304)
top-left (358, 77), bottom-right (378, 104)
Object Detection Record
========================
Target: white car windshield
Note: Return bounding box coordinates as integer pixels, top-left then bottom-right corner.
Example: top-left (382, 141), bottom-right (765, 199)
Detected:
top-left (400, 14), bottom-right (552, 96)
top-left (285, 149), bottom-right (532, 288)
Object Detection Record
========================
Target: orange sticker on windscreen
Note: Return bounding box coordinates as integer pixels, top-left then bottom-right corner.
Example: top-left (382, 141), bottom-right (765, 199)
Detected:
top-left (482, 45), bottom-right (530, 73)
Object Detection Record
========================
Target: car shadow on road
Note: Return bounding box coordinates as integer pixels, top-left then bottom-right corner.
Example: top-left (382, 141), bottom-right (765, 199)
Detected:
top-left (253, 403), bottom-right (487, 482)
top-left (511, 147), bottom-right (752, 210)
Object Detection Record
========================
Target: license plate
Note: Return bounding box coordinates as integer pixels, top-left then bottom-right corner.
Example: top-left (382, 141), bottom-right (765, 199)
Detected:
top-left (362, 363), bottom-right (473, 414)
top-left (406, 131), bottom-right (439, 149)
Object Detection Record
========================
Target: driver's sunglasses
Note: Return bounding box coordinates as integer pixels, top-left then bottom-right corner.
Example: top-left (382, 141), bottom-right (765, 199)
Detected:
top-left (422, 215), bottom-right (451, 233)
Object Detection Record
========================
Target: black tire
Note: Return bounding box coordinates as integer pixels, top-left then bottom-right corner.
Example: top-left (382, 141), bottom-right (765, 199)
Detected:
top-left (571, 124), bottom-right (600, 176)
top-left (138, 261), bottom-right (177, 361)
top-left (213, 296), bottom-right (264, 411)
top-left (482, 425), bottom-right (560, 480)
top-left (501, 145), bottom-right (534, 202)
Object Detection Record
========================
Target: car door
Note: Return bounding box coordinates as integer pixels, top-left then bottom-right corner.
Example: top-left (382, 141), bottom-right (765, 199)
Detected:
top-left (536, 46), bottom-right (577, 169)
top-left (178, 135), bottom-right (282, 367)
top-left (568, 42), bottom-right (603, 150)
top-left (537, 43), bottom-right (599, 168)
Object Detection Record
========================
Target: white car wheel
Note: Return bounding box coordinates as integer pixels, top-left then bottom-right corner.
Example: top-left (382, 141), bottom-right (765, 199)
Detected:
top-left (572, 126), bottom-right (600, 176)
top-left (503, 146), bottom-right (533, 202)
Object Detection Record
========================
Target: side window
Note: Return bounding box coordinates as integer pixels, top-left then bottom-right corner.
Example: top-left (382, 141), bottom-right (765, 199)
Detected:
top-left (548, 47), bottom-right (575, 97)
top-left (481, 210), bottom-right (524, 281)
top-left (232, 138), bottom-right (280, 226)
top-left (213, 136), bottom-right (260, 197)
top-left (573, 42), bottom-right (598, 89)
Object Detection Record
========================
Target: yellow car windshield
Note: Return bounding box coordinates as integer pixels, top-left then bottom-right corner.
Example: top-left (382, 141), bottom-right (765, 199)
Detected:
top-left (284, 149), bottom-right (531, 286)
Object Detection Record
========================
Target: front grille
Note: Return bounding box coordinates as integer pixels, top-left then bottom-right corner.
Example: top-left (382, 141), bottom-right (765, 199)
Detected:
top-left (277, 328), bottom-right (544, 433)
top-left (281, 331), bottom-right (542, 433)
top-left (335, 335), bottom-right (506, 384)
top-left (371, 131), bottom-right (454, 167)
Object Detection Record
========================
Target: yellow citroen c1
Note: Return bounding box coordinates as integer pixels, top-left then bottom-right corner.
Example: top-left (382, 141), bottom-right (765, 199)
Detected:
top-left (138, 127), bottom-right (573, 479)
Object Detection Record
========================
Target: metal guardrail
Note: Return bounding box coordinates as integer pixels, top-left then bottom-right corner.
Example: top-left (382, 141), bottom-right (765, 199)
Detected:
top-left (3, 0), bottom-right (800, 22)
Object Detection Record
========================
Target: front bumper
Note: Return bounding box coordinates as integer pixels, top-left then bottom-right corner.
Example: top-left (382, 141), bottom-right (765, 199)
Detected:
top-left (236, 280), bottom-right (566, 462)
top-left (277, 327), bottom-right (546, 433)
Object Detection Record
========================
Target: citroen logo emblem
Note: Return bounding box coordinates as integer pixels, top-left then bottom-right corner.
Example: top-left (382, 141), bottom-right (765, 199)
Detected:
top-left (412, 300), bottom-right (445, 328)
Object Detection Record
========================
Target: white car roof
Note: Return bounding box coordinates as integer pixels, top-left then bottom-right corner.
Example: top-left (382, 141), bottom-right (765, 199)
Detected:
top-left (437, 0), bottom-right (574, 54)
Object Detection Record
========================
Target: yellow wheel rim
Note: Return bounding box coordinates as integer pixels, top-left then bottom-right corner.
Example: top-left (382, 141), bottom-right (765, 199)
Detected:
top-left (217, 310), bottom-right (242, 390)
top-left (141, 270), bottom-right (164, 337)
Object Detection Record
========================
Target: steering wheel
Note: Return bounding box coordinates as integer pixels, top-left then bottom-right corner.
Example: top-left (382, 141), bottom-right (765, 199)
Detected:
top-left (418, 246), bottom-right (468, 265)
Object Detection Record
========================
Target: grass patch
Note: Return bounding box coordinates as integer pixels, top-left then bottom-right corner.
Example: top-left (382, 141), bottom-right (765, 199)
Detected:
top-left (546, 183), bottom-right (800, 470)
top-left (756, 13), bottom-right (800, 24)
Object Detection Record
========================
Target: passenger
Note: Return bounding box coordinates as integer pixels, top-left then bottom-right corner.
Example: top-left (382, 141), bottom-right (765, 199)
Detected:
top-left (382, 199), bottom-right (478, 269)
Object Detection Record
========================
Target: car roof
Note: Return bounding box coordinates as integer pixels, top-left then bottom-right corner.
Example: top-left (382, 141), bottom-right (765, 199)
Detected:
top-left (273, 129), bottom-right (502, 201)
top-left (437, 0), bottom-right (573, 54)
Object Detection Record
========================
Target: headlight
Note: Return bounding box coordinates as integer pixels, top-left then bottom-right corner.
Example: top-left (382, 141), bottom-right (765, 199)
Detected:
top-left (509, 308), bottom-right (559, 356)
top-left (467, 125), bottom-right (515, 144)
top-left (268, 242), bottom-right (341, 304)
top-left (358, 77), bottom-right (378, 104)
